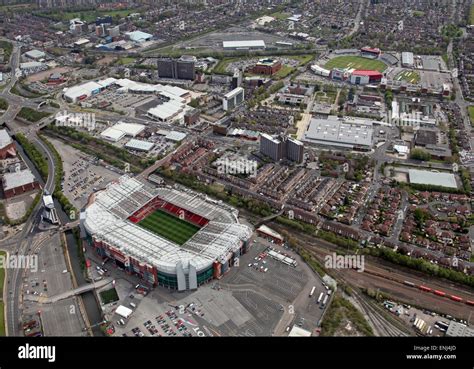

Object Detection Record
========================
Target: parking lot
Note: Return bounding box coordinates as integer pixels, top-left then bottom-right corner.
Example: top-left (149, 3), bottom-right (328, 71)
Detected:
top-left (47, 137), bottom-right (121, 209)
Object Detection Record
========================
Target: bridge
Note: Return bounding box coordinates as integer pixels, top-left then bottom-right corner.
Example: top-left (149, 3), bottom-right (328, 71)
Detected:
top-left (23, 278), bottom-right (113, 304)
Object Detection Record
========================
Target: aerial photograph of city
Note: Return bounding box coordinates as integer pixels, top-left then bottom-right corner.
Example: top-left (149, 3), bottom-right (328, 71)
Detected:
top-left (0, 0), bottom-right (472, 367)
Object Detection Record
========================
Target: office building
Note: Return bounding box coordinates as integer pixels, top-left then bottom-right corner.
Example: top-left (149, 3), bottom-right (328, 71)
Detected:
top-left (222, 87), bottom-right (244, 111)
top-left (157, 56), bottom-right (196, 81)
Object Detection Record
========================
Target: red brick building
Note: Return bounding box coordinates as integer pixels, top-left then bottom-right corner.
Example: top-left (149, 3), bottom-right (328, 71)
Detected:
top-left (251, 58), bottom-right (282, 75)
top-left (0, 129), bottom-right (16, 160)
top-left (3, 169), bottom-right (40, 198)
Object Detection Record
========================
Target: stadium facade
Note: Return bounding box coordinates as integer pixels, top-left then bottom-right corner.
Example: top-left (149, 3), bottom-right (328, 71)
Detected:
top-left (82, 176), bottom-right (252, 291)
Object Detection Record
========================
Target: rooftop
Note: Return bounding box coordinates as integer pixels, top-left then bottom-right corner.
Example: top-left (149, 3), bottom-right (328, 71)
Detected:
top-left (408, 169), bottom-right (458, 189)
top-left (3, 169), bottom-right (36, 191)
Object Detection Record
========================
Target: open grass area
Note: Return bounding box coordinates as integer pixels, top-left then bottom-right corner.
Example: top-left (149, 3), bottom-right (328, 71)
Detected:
top-left (269, 11), bottom-right (290, 20)
top-left (17, 107), bottom-right (51, 123)
top-left (471, 4), bottom-right (474, 25)
top-left (0, 98), bottom-right (8, 111)
top-left (321, 293), bottom-right (374, 336)
top-left (116, 57), bottom-right (136, 65)
top-left (99, 288), bottom-right (119, 305)
top-left (395, 70), bottom-right (420, 84)
top-left (138, 209), bottom-right (200, 245)
top-left (469, 106), bottom-right (474, 127)
top-left (324, 56), bottom-right (387, 72)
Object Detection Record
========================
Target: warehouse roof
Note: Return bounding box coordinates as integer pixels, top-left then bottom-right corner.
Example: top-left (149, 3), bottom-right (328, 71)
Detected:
top-left (408, 169), bottom-right (458, 189)
top-left (125, 139), bottom-right (154, 152)
top-left (165, 131), bottom-right (187, 142)
top-left (100, 127), bottom-right (126, 142)
top-left (112, 122), bottom-right (145, 137)
top-left (3, 169), bottom-right (36, 191)
top-left (223, 40), bottom-right (265, 49)
top-left (25, 49), bottom-right (45, 59)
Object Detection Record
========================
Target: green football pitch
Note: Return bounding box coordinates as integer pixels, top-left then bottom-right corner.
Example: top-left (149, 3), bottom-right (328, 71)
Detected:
top-left (138, 209), bottom-right (200, 245)
top-left (324, 56), bottom-right (387, 72)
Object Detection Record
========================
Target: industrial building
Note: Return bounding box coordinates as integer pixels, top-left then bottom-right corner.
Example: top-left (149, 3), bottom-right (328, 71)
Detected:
top-left (401, 52), bottom-right (414, 68)
top-left (302, 115), bottom-right (374, 151)
top-left (259, 134), bottom-right (304, 163)
top-left (2, 169), bottom-right (40, 198)
top-left (24, 49), bottom-right (45, 60)
top-left (222, 87), bottom-right (245, 111)
top-left (408, 169), bottom-right (458, 189)
top-left (100, 123), bottom-right (145, 142)
top-left (82, 176), bottom-right (252, 291)
top-left (157, 56), bottom-right (196, 81)
top-left (222, 40), bottom-right (266, 50)
top-left (125, 139), bottom-right (155, 152)
top-left (126, 31), bottom-right (153, 43)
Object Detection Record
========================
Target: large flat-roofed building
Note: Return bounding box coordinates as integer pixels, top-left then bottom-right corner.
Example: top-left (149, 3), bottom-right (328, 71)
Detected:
top-left (3, 169), bottom-right (40, 198)
top-left (401, 52), bottom-right (414, 68)
top-left (350, 70), bottom-right (383, 85)
top-left (302, 115), bottom-right (374, 151)
top-left (223, 40), bottom-right (266, 50)
top-left (222, 87), bottom-right (245, 111)
top-left (157, 56), bottom-right (196, 81)
top-left (408, 169), bottom-right (458, 189)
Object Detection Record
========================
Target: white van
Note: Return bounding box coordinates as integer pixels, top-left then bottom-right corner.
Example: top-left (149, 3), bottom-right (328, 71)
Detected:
top-left (130, 302), bottom-right (136, 309)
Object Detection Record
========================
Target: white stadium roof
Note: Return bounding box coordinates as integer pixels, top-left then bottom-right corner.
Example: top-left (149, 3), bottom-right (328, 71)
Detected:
top-left (83, 176), bottom-right (252, 274)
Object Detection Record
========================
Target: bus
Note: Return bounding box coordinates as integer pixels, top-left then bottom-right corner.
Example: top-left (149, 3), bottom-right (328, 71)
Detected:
top-left (309, 286), bottom-right (316, 298)
top-left (317, 292), bottom-right (324, 304)
top-left (322, 294), bottom-right (329, 307)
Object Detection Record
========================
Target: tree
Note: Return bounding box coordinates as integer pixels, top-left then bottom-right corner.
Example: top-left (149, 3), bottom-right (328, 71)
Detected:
top-left (410, 148), bottom-right (431, 161)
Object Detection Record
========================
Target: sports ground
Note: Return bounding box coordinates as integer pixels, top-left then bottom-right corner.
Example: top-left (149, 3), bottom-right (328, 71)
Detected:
top-left (324, 56), bottom-right (387, 72)
top-left (138, 209), bottom-right (200, 245)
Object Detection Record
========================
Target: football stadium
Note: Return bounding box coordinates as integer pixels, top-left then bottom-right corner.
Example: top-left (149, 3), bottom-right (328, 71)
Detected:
top-left (82, 175), bottom-right (253, 291)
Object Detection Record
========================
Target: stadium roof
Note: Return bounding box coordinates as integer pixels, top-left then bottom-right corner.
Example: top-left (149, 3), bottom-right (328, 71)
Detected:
top-left (223, 40), bottom-right (266, 49)
top-left (0, 129), bottom-right (12, 149)
top-left (83, 176), bottom-right (252, 274)
top-left (408, 169), bottom-right (458, 189)
top-left (352, 70), bottom-right (383, 77)
top-left (125, 139), bottom-right (154, 152)
top-left (3, 169), bottom-right (36, 191)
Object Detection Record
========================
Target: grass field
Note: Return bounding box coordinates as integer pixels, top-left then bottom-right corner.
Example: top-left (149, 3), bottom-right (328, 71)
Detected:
top-left (471, 4), bottom-right (474, 25)
top-left (99, 288), bottom-right (119, 305)
top-left (395, 70), bottom-right (420, 84)
top-left (138, 209), bottom-right (200, 245)
top-left (37, 9), bottom-right (140, 22)
top-left (468, 106), bottom-right (474, 127)
top-left (324, 56), bottom-right (387, 72)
